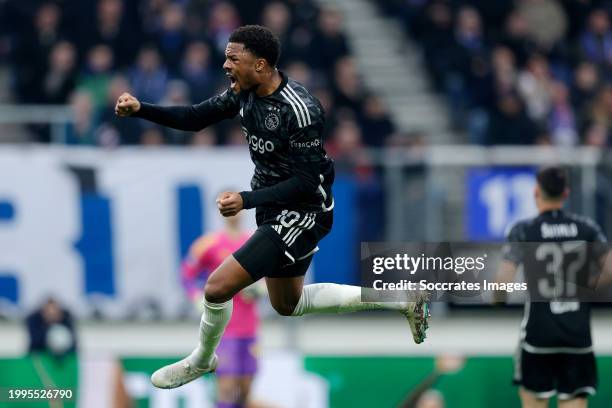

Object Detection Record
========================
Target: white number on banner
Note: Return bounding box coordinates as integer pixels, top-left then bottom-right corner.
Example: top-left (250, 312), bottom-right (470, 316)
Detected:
top-left (479, 174), bottom-right (537, 237)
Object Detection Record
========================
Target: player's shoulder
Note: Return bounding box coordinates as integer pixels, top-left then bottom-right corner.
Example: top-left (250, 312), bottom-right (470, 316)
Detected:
top-left (285, 77), bottom-right (318, 105)
top-left (564, 211), bottom-right (600, 229)
top-left (564, 211), bottom-right (606, 239)
top-left (278, 76), bottom-right (324, 129)
top-left (504, 217), bottom-right (538, 241)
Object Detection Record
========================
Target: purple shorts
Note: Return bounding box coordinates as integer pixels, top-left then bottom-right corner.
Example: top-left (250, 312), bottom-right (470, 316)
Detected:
top-left (216, 337), bottom-right (258, 377)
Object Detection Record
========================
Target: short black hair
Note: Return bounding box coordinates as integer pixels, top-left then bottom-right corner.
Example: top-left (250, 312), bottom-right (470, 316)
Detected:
top-left (229, 25), bottom-right (281, 67)
top-left (537, 166), bottom-right (568, 199)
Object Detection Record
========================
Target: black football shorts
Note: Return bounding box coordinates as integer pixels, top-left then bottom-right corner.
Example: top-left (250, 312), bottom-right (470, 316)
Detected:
top-left (233, 208), bottom-right (333, 280)
top-left (514, 348), bottom-right (597, 400)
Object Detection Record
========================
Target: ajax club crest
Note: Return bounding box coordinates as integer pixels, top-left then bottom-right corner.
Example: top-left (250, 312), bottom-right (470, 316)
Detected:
top-left (265, 113), bottom-right (280, 131)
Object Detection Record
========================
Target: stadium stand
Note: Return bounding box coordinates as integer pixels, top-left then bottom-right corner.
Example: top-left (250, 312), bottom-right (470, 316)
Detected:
top-left (377, 0), bottom-right (612, 147)
top-left (0, 0), bottom-right (396, 150)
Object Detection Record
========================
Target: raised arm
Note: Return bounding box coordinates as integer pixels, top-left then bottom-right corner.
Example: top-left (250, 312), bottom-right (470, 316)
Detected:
top-left (115, 90), bottom-right (240, 131)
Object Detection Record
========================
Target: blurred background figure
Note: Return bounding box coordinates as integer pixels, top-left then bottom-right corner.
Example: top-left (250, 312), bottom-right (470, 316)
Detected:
top-left (208, 1), bottom-right (241, 55)
top-left (26, 297), bottom-right (77, 356)
top-left (77, 44), bottom-right (115, 109)
top-left (65, 91), bottom-right (100, 145)
top-left (129, 45), bottom-right (169, 105)
top-left (155, 3), bottom-right (189, 70)
top-left (180, 41), bottom-right (217, 103)
top-left (397, 354), bottom-right (465, 408)
top-left (43, 41), bottom-right (77, 105)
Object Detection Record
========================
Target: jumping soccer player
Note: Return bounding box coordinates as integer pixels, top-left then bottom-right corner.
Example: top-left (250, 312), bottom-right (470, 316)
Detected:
top-left (181, 213), bottom-right (260, 408)
top-left (116, 25), bottom-right (429, 389)
top-left (496, 166), bottom-right (608, 408)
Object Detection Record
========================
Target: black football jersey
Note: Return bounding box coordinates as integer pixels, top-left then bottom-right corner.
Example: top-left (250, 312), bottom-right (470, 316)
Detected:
top-left (503, 209), bottom-right (607, 350)
top-left (200, 74), bottom-right (334, 212)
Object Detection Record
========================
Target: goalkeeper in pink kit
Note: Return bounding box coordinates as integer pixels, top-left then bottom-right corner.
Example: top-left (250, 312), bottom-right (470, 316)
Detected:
top-left (182, 214), bottom-right (260, 408)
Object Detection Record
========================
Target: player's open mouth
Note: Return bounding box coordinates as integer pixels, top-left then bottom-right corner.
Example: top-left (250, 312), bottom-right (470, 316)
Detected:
top-left (226, 72), bottom-right (237, 88)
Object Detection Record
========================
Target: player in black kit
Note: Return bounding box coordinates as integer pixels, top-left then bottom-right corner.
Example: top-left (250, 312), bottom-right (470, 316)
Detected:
top-left (116, 25), bottom-right (429, 390)
top-left (496, 166), bottom-right (608, 408)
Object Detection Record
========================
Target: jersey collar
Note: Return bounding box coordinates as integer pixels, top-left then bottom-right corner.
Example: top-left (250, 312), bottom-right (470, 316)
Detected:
top-left (268, 70), bottom-right (289, 98)
top-left (541, 209), bottom-right (564, 218)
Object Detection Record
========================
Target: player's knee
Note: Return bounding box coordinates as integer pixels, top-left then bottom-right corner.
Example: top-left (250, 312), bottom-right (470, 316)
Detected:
top-left (519, 387), bottom-right (549, 408)
top-left (271, 301), bottom-right (298, 316)
top-left (204, 280), bottom-right (232, 303)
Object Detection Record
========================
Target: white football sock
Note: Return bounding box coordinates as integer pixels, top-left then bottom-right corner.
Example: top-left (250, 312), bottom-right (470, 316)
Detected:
top-left (187, 298), bottom-right (232, 367)
top-left (291, 283), bottom-right (410, 316)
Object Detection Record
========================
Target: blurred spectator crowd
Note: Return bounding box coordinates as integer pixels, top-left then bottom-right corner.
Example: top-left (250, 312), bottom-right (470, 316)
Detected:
top-left (0, 0), bottom-right (396, 149)
top-left (381, 0), bottom-right (612, 146)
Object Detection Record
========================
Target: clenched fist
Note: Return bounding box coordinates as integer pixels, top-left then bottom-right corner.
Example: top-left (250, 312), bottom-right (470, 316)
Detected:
top-left (115, 92), bottom-right (141, 117)
top-left (216, 192), bottom-right (244, 217)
